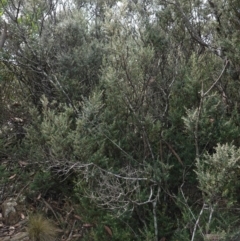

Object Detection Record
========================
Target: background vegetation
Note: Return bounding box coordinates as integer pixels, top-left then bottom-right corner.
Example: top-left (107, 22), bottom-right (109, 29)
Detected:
top-left (1, 0), bottom-right (240, 240)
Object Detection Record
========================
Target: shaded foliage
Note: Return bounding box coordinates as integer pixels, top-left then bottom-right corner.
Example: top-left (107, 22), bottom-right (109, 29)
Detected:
top-left (1, 0), bottom-right (240, 240)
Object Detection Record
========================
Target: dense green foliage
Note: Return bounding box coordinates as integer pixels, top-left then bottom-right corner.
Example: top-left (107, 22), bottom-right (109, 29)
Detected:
top-left (1, 0), bottom-right (240, 240)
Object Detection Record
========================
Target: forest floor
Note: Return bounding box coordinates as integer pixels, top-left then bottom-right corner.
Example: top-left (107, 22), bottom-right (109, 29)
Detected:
top-left (0, 194), bottom-right (89, 241)
top-left (0, 158), bottom-right (94, 241)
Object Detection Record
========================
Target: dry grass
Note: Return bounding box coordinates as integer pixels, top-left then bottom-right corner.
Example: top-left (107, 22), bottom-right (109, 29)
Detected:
top-left (27, 213), bottom-right (57, 241)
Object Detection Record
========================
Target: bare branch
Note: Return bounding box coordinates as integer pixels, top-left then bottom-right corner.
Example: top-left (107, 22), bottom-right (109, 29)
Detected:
top-left (203, 60), bottom-right (229, 97)
top-left (0, 22), bottom-right (7, 50)
top-left (191, 203), bottom-right (205, 241)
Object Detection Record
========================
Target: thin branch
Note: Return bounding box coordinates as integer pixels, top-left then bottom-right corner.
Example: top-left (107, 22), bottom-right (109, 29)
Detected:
top-left (131, 186), bottom-right (154, 205)
top-left (96, 165), bottom-right (151, 181)
top-left (179, 185), bottom-right (205, 238)
top-left (153, 187), bottom-right (160, 241)
top-left (163, 140), bottom-right (183, 165)
top-left (102, 133), bottom-right (137, 162)
top-left (206, 205), bottom-right (214, 234)
top-left (195, 82), bottom-right (204, 158)
top-left (194, 60), bottom-right (229, 158)
top-left (0, 21), bottom-right (7, 50)
top-left (203, 60), bottom-right (229, 97)
top-left (191, 203), bottom-right (205, 241)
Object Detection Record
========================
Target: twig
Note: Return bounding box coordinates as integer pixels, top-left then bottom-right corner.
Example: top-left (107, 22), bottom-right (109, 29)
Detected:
top-left (163, 140), bottom-right (183, 165)
top-left (206, 205), bottom-right (214, 234)
top-left (191, 203), bottom-right (205, 241)
top-left (41, 198), bottom-right (60, 223)
top-left (16, 182), bottom-right (31, 200)
top-left (194, 60), bottom-right (229, 158)
top-left (179, 185), bottom-right (204, 238)
top-left (66, 220), bottom-right (76, 241)
top-left (153, 187), bottom-right (160, 241)
top-left (203, 60), bottom-right (229, 97)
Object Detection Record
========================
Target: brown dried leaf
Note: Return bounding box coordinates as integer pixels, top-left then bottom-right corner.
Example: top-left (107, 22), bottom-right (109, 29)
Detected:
top-left (18, 161), bottom-right (28, 167)
top-left (83, 223), bottom-right (93, 228)
top-left (9, 174), bottom-right (16, 180)
top-left (72, 234), bottom-right (82, 238)
top-left (74, 215), bottom-right (82, 221)
top-left (37, 193), bottom-right (41, 200)
top-left (104, 225), bottom-right (113, 237)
